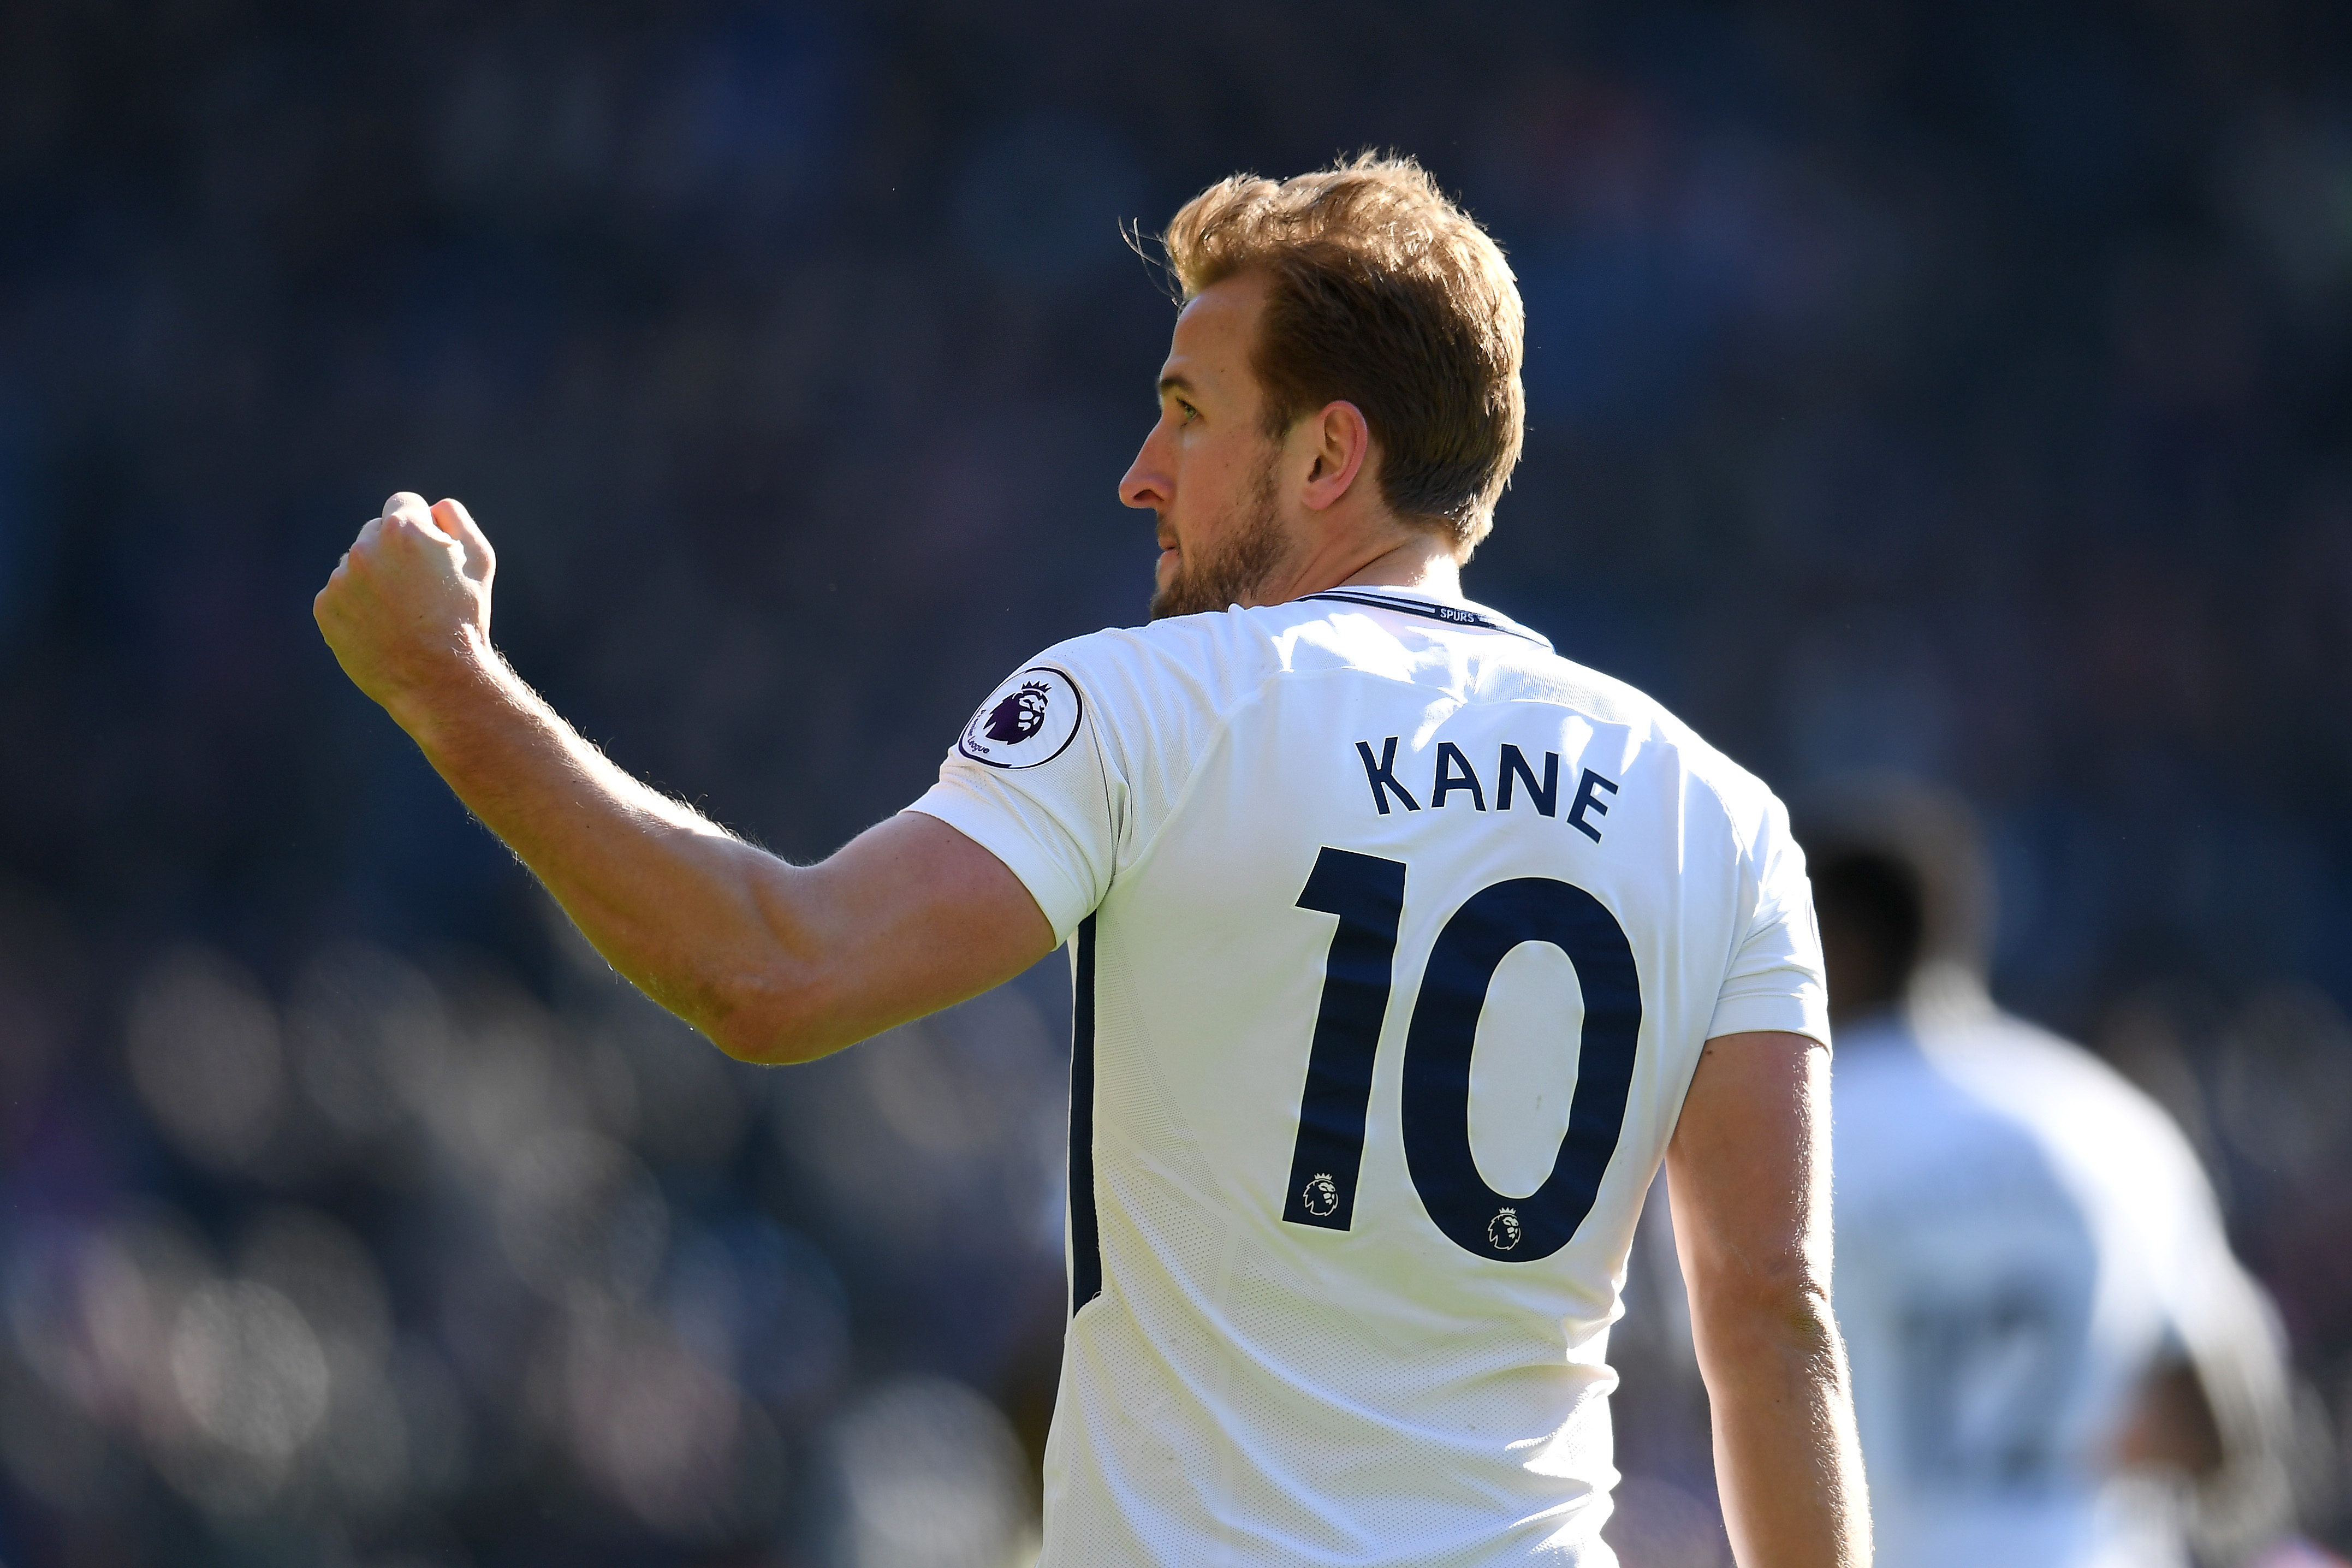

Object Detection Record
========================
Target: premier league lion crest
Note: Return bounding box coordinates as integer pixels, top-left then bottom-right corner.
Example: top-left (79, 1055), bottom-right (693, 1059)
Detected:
top-left (1302, 1173), bottom-right (1340, 1220)
top-left (959, 665), bottom-right (1084, 769)
top-left (1487, 1207), bottom-right (1523, 1252)
top-left (985, 682), bottom-right (1052, 744)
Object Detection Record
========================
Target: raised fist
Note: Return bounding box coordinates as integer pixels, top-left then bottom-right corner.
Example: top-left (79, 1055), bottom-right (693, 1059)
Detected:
top-left (313, 492), bottom-right (497, 715)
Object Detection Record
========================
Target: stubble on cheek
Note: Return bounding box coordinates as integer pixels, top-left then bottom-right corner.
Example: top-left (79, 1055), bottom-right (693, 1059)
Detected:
top-left (1147, 460), bottom-right (1291, 621)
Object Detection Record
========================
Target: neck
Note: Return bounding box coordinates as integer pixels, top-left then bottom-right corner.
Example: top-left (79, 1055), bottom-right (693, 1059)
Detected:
top-left (1338, 531), bottom-right (1464, 598)
top-left (1260, 525), bottom-right (1465, 606)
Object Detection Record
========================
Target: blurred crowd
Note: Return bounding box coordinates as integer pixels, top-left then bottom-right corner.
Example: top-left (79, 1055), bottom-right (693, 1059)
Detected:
top-left (1, 1), bottom-right (2349, 1564)
top-left (1, 908), bottom-right (1072, 1563)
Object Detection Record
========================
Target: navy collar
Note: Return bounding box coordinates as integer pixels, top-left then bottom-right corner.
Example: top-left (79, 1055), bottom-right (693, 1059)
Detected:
top-left (1300, 588), bottom-right (1552, 650)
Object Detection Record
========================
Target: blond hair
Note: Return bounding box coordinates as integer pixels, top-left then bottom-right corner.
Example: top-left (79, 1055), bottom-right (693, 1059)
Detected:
top-left (1159, 155), bottom-right (1525, 553)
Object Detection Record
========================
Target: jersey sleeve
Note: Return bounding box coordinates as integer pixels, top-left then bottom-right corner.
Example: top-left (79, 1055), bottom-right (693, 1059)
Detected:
top-left (905, 649), bottom-right (1124, 945)
top-left (1703, 793), bottom-right (1832, 1046)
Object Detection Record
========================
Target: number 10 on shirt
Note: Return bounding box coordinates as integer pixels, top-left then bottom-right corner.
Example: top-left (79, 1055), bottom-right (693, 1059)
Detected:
top-left (1282, 846), bottom-right (1646, 1264)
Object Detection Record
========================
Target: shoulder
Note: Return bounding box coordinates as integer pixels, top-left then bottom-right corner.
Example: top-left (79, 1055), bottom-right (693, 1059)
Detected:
top-left (1923, 1012), bottom-right (2214, 1196)
top-left (957, 612), bottom-right (1309, 786)
top-left (1555, 663), bottom-right (1789, 863)
top-left (1830, 1021), bottom-right (2120, 1241)
top-left (1462, 629), bottom-right (1785, 847)
top-left (1928, 1014), bottom-right (2174, 1134)
top-left (1290, 591), bottom-right (1768, 780)
top-left (1834, 1019), bottom-right (2014, 1139)
top-left (1003, 612), bottom-right (1290, 728)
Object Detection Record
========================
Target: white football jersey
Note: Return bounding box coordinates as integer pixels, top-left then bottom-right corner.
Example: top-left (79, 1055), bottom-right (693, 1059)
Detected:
top-left (1833, 991), bottom-right (2287, 1568)
top-left (911, 586), bottom-right (1828, 1566)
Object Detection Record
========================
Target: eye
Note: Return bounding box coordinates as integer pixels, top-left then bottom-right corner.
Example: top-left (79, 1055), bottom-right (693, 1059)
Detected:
top-left (1177, 400), bottom-right (1199, 424)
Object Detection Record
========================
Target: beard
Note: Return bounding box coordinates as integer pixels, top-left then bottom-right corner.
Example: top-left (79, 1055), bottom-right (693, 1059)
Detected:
top-left (1147, 458), bottom-right (1292, 621)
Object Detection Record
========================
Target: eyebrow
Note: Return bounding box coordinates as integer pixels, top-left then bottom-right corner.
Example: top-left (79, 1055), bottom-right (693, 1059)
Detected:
top-left (1157, 374), bottom-right (1197, 399)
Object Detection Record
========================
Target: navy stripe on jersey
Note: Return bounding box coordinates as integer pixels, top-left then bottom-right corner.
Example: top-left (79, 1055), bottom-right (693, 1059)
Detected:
top-left (1068, 915), bottom-right (1103, 1316)
top-left (1300, 590), bottom-right (1550, 648)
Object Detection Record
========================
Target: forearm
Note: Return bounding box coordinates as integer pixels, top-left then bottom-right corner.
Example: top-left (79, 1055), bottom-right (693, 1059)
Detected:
top-left (1691, 1286), bottom-right (1870, 1568)
top-left (387, 628), bottom-right (809, 1052)
top-left (316, 492), bottom-right (1056, 1062)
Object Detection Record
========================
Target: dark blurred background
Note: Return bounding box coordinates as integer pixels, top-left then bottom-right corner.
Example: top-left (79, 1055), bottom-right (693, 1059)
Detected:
top-left (2, 1), bottom-right (2350, 1564)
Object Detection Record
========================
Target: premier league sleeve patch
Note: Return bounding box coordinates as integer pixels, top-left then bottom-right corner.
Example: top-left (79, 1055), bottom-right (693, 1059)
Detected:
top-left (957, 665), bottom-right (1085, 769)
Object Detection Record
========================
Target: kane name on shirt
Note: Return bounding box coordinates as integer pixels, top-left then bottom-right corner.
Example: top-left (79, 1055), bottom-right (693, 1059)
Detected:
top-left (1355, 734), bottom-right (1620, 840)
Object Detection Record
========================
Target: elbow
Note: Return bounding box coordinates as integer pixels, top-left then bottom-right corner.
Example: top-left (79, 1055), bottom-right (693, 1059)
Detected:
top-left (703, 1004), bottom-right (830, 1067)
top-left (691, 966), bottom-right (846, 1067)
top-left (1691, 1252), bottom-right (1843, 1365)
top-left (700, 1011), bottom-right (795, 1067)
top-left (1763, 1276), bottom-right (1842, 1359)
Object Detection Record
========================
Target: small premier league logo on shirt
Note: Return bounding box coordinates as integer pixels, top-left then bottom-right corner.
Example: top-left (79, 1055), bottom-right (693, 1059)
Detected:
top-left (958, 666), bottom-right (1084, 769)
top-left (1302, 1173), bottom-right (1340, 1219)
top-left (985, 682), bottom-right (1052, 744)
top-left (1488, 1207), bottom-right (1522, 1252)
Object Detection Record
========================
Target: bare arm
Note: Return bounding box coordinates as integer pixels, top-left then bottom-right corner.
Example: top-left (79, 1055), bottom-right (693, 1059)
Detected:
top-left (313, 492), bottom-right (1056, 1062)
top-left (1666, 1031), bottom-right (1870, 1568)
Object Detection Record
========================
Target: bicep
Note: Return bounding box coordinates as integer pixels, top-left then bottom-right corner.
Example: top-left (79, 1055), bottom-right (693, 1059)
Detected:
top-left (1666, 1031), bottom-right (1834, 1329)
top-left (730, 811), bottom-right (1058, 1062)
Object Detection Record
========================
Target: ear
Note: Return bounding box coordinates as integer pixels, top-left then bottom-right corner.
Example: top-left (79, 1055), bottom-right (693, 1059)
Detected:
top-left (1297, 400), bottom-right (1373, 513)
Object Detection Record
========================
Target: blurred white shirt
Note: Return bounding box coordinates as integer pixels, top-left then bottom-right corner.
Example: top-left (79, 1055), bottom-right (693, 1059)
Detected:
top-left (1833, 981), bottom-right (2289, 1568)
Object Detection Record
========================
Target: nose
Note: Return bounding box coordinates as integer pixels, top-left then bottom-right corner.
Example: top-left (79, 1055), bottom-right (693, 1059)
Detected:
top-left (1119, 427), bottom-right (1171, 513)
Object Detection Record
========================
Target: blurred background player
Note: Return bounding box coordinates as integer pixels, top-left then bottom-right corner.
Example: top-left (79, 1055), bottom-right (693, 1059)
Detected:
top-left (1800, 777), bottom-right (2321, 1568)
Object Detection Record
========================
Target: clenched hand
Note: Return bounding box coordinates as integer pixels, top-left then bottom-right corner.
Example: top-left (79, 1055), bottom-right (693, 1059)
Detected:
top-left (314, 491), bottom-right (496, 718)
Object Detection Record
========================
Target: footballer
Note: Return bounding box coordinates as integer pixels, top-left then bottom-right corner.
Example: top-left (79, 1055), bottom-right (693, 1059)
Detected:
top-left (316, 157), bottom-right (1869, 1567)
